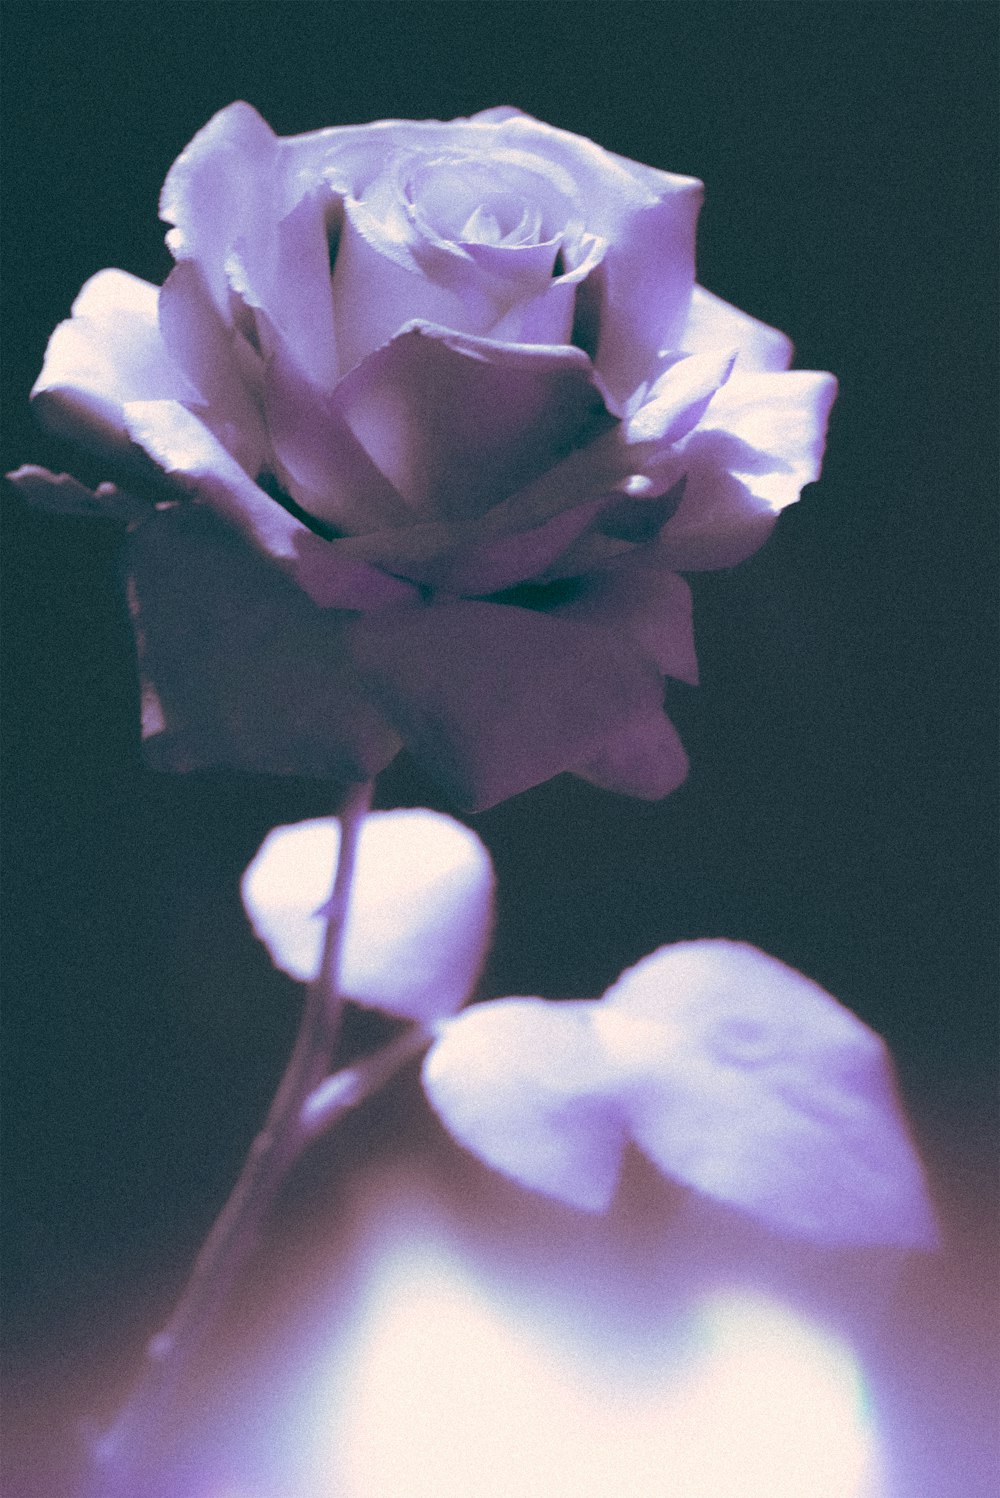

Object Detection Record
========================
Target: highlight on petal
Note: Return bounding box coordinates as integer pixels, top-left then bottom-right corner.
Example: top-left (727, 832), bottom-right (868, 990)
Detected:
top-left (235, 184), bottom-right (341, 394)
top-left (622, 351), bottom-right (735, 443)
top-left (422, 999), bottom-right (626, 1210)
top-left (331, 198), bottom-right (501, 375)
top-left (589, 188), bottom-right (704, 411)
top-left (31, 268), bottom-right (199, 461)
top-left (420, 941), bottom-right (938, 1249)
top-left (157, 260), bottom-right (268, 475)
top-left (240, 810), bottom-right (495, 1022)
top-left (658, 369), bottom-right (839, 570)
top-left (681, 285), bottom-right (794, 373)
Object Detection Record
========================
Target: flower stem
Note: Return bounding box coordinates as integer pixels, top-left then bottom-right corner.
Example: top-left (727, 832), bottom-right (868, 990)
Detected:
top-left (83, 780), bottom-right (373, 1498)
top-left (300, 1022), bottom-right (434, 1141)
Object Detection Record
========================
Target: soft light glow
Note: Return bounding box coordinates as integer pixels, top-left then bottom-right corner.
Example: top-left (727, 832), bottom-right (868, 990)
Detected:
top-left (306, 1220), bottom-right (881, 1498)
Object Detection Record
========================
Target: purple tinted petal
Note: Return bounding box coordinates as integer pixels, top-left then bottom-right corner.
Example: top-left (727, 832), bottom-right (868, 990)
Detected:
top-left (128, 504), bottom-right (401, 779)
top-left (552, 559), bottom-right (698, 682)
top-left (258, 187), bottom-right (340, 392)
top-left (658, 371), bottom-right (838, 570)
top-left (158, 261), bottom-right (268, 475)
top-left (575, 709), bottom-right (689, 800)
top-left (623, 352), bottom-right (735, 442)
top-left (472, 353), bottom-right (729, 551)
top-left (394, 498), bottom-right (607, 595)
top-left (5, 466), bottom-right (150, 523)
top-left (345, 600), bottom-right (664, 810)
top-left (160, 101), bottom-right (280, 318)
top-left (332, 321), bottom-right (611, 522)
top-left (332, 200), bottom-right (499, 374)
top-left (31, 269), bottom-right (198, 460)
top-left (680, 286), bottom-right (794, 373)
top-left (241, 810), bottom-right (495, 1021)
top-left (588, 189), bottom-right (703, 410)
top-left (596, 942), bottom-right (939, 1249)
top-left (123, 399), bottom-right (419, 609)
top-left (486, 278), bottom-right (576, 346)
top-left (260, 346), bottom-right (414, 533)
top-left (422, 999), bottom-right (627, 1211)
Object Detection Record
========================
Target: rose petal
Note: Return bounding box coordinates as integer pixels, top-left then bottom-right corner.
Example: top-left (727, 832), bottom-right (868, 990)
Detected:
top-left (486, 277), bottom-right (576, 346)
top-left (128, 504), bottom-right (401, 779)
top-left (681, 285), bottom-right (794, 373)
top-left (332, 198), bottom-right (500, 374)
top-left (5, 466), bottom-right (150, 523)
top-left (31, 269), bottom-right (199, 460)
top-left (575, 708), bottom-right (689, 800)
top-left (622, 352), bottom-right (735, 443)
top-left (260, 349), bottom-right (415, 534)
top-left (236, 185), bottom-right (341, 394)
top-left (658, 370), bottom-right (839, 570)
top-left (596, 942), bottom-right (939, 1248)
top-left (332, 321), bottom-right (612, 523)
top-left (123, 399), bottom-right (420, 610)
top-left (390, 497), bottom-right (608, 595)
top-left (160, 101), bottom-right (281, 320)
top-left (299, 347), bottom-right (723, 588)
top-left (468, 114), bottom-right (702, 409)
top-left (588, 191), bottom-right (704, 411)
top-left (344, 600), bottom-right (665, 811)
top-left (240, 810), bottom-right (495, 1022)
top-left (158, 260), bottom-right (268, 474)
top-left (422, 999), bottom-right (626, 1211)
top-left (551, 558), bottom-right (698, 682)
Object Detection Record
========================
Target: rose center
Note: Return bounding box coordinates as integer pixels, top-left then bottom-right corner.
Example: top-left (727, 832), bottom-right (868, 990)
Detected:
top-left (407, 157), bottom-right (557, 249)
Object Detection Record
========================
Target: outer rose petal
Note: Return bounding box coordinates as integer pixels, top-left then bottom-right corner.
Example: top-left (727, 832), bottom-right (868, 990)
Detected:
top-left (597, 942), bottom-right (939, 1248)
top-left (230, 185), bottom-right (341, 394)
top-left (302, 349), bottom-right (730, 586)
top-left (575, 709), bottom-right (689, 800)
top-left (344, 601), bottom-right (666, 811)
top-left (260, 349), bottom-right (416, 535)
top-left (680, 286), bottom-right (794, 373)
top-left (588, 190), bottom-right (704, 412)
top-left (552, 559), bottom-right (699, 683)
top-left (241, 811), bottom-right (495, 1022)
top-left (5, 466), bottom-right (150, 523)
top-left (128, 504), bottom-right (401, 779)
top-left (31, 269), bottom-right (200, 460)
top-left (658, 370), bottom-right (839, 570)
top-left (422, 999), bottom-right (626, 1211)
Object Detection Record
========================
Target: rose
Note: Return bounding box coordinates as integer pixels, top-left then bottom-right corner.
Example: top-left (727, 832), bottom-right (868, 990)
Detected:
top-left (17, 103), bottom-right (837, 809)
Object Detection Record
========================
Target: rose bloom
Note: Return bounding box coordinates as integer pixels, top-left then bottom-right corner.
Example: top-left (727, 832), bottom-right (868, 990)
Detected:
top-left (22, 104), bottom-right (836, 809)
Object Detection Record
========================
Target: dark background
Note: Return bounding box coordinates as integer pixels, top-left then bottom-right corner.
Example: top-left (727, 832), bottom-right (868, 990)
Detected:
top-left (2, 2), bottom-right (996, 1493)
